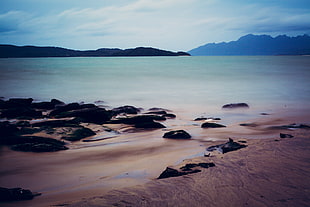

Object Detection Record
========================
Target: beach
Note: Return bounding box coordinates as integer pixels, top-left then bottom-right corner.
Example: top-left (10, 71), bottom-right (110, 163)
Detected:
top-left (0, 101), bottom-right (309, 207)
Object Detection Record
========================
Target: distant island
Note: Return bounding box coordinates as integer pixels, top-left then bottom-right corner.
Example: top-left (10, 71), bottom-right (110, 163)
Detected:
top-left (0, 45), bottom-right (190, 58)
top-left (188, 34), bottom-right (310, 56)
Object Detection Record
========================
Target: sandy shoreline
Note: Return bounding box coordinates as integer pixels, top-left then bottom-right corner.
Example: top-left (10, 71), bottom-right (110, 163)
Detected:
top-left (0, 105), bottom-right (309, 207)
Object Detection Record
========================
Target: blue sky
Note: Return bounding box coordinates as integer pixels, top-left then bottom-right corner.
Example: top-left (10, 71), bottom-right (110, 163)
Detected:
top-left (0, 0), bottom-right (309, 51)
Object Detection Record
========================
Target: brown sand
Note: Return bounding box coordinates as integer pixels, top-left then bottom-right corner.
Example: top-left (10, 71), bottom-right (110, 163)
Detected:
top-left (0, 109), bottom-right (309, 207)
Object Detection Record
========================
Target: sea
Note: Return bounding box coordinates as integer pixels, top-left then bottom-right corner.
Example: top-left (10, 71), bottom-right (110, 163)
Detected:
top-left (0, 56), bottom-right (309, 122)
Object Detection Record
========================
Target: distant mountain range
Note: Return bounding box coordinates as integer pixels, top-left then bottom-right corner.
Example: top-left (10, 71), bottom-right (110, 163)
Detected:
top-left (0, 45), bottom-right (190, 58)
top-left (188, 34), bottom-right (310, 56)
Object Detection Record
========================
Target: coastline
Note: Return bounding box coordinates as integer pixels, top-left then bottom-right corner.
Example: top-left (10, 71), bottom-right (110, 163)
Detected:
top-left (0, 98), bottom-right (309, 207)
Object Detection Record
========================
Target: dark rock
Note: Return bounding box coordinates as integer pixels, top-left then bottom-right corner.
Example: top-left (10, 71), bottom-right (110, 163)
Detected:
top-left (144, 110), bottom-right (167, 115)
top-left (148, 107), bottom-right (171, 112)
top-left (222, 103), bottom-right (249, 109)
top-left (163, 130), bottom-right (191, 139)
top-left (31, 101), bottom-right (56, 110)
top-left (206, 138), bottom-right (247, 153)
top-left (240, 123), bottom-right (258, 127)
top-left (0, 121), bottom-right (19, 138)
top-left (260, 113), bottom-right (270, 115)
top-left (163, 113), bottom-right (176, 119)
top-left (49, 103), bottom-right (82, 117)
top-left (51, 99), bottom-right (65, 105)
top-left (0, 187), bottom-right (41, 201)
top-left (9, 136), bottom-right (68, 152)
top-left (6, 98), bottom-right (33, 108)
top-left (62, 127), bottom-right (96, 141)
top-left (0, 107), bottom-right (42, 119)
top-left (111, 105), bottom-right (141, 115)
top-left (268, 124), bottom-right (310, 130)
top-left (109, 115), bottom-right (164, 125)
top-left (158, 162), bottom-right (215, 179)
top-left (195, 117), bottom-right (221, 121)
top-left (201, 122), bottom-right (226, 128)
top-left (31, 119), bottom-right (80, 128)
top-left (54, 107), bottom-right (112, 124)
top-left (280, 133), bottom-right (294, 138)
top-left (158, 167), bottom-right (184, 179)
top-left (134, 121), bottom-right (166, 129)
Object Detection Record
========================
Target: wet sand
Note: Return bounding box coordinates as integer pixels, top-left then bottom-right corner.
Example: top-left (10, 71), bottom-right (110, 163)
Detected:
top-left (0, 108), bottom-right (309, 207)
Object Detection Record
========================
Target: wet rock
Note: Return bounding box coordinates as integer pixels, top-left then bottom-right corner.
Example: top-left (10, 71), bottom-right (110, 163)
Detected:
top-left (31, 119), bottom-right (80, 128)
top-left (135, 121), bottom-right (166, 129)
top-left (144, 110), bottom-right (167, 115)
top-left (206, 138), bottom-right (247, 154)
top-left (201, 122), bottom-right (226, 128)
top-left (268, 124), bottom-right (310, 130)
top-left (158, 162), bottom-right (215, 179)
top-left (0, 187), bottom-right (41, 201)
top-left (9, 136), bottom-right (68, 152)
top-left (0, 107), bottom-right (42, 119)
top-left (109, 115), bottom-right (165, 125)
top-left (31, 99), bottom-right (65, 110)
top-left (49, 103), bottom-right (82, 117)
top-left (163, 113), bottom-right (176, 119)
top-left (6, 98), bottom-right (33, 108)
top-left (222, 103), bottom-right (249, 109)
top-left (240, 123), bottom-right (258, 127)
top-left (163, 130), bottom-right (191, 139)
top-left (195, 117), bottom-right (221, 121)
top-left (280, 133), bottom-right (294, 138)
top-left (62, 127), bottom-right (96, 141)
top-left (111, 105), bottom-right (141, 115)
top-left (55, 107), bottom-right (112, 124)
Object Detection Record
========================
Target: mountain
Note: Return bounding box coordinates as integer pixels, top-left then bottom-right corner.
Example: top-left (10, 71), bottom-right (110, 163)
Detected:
top-left (0, 45), bottom-right (190, 58)
top-left (188, 34), bottom-right (310, 56)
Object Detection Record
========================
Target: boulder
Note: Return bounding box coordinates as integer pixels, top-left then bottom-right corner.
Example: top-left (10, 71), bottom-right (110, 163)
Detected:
top-left (109, 115), bottom-right (164, 125)
top-left (62, 127), bottom-right (96, 141)
top-left (163, 130), bottom-right (191, 139)
top-left (54, 107), bottom-right (112, 124)
top-left (135, 121), bottom-right (166, 129)
top-left (206, 138), bottom-right (247, 153)
top-left (201, 122), bottom-right (226, 128)
top-left (49, 103), bottom-right (82, 117)
top-left (0, 107), bottom-right (42, 119)
top-left (9, 136), bottom-right (68, 152)
top-left (0, 187), bottom-right (41, 201)
top-left (111, 105), bottom-right (141, 115)
top-left (222, 103), bottom-right (249, 109)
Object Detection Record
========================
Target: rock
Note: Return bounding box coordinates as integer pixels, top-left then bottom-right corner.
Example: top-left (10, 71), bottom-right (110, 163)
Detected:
top-left (0, 107), bottom-right (42, 119)
top-left (0, 187), bottom-right (41, 201)
top-left (222, 103), bottom-right (249, 109)
top-left (55, 107), bottom-right (113, 124)
top-left (195, 117), bottom-right (221, 121)
top-left (280, 133), bottom-right (294, 138)
top-left (201, 122), bottom-right (226, 128)
top-left (268, 124), bottom-right (310, 130)
top-left (62, 127), bottom-right (96, 141)
top-left (9, 136), bottom-right (68, 152)
top-left (144, 110), bottom-right (167, 115)
top-left (163, 130), bottom-right (191, 139)
top-left (158, 167), bottom-right (184, 179)
top-left (240, 123), bottom-right (258, 127)
top-left (163, 113), bottom-right (176, 119)
top-left (49, 103), bottom-right (82, 117)
top-left (31, 119), bottom-right (80, 128)
top-left (158, 162), bottom-right (215, 179)
top-left (135, 121), bottom-right (166, 129)
top-left (109, 115), bottom-right (164, 125)
top-left (31, 99), bottom-right (65, 110)
top-left (206, 138), bottom-right (247, 153)
top-left (6, 98), bottom-right (33, 108)
top-left (111, 105), bottom-right (141, 115)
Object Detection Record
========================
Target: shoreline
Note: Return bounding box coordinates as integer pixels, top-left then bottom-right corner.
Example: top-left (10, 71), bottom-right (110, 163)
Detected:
top-left (0, 98), bottom-right (309, 206)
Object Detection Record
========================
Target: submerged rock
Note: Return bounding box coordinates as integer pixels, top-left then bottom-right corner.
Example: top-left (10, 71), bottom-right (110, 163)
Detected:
top-left (201, 122), bottom-right (226, 128)
top-left (222, 103), bottom-right (249, 109)
top-left (0, 187), bottom-right (41, 201)
top-left (62, 127), bottom-right (96, 141)
top-left (206, 138), bottom-right (247, 154)
top-left (163, 130), bottom-right (191, 139)
top-left (280, 133), bottom-right (294, 138)
top-left (158, 162), bottom-right (215, 179)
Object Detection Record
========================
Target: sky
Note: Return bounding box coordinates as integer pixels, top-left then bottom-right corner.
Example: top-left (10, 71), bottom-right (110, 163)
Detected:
top-left (0, 0), bottom-right (309, 51)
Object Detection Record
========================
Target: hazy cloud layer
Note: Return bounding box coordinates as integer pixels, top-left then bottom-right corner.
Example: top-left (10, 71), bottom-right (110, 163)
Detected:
top-left (0, 0), bottom-right (309, 50)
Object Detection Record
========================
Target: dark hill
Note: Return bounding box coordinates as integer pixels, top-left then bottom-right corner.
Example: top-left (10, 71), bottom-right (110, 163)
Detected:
top-left (188, 34), bottom-right (310, 56)
top-left (0, 45), bottom-right (190, 58)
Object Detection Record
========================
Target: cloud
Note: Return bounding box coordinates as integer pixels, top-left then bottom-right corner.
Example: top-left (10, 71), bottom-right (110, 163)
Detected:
top-left (0, 0), bottom-right (309, 50)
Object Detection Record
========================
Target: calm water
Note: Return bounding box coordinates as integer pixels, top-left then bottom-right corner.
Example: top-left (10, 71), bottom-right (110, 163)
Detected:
top-left (0, 56), bottom-right (309, 119)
